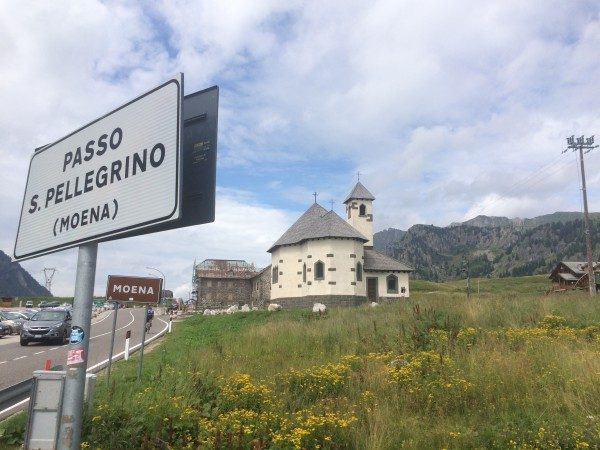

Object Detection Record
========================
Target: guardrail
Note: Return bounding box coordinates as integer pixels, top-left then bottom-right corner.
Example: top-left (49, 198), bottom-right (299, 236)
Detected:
top-left (0, 316), bottom-right (170, 420)
top-left (0, 378), bottom-right (33, 412)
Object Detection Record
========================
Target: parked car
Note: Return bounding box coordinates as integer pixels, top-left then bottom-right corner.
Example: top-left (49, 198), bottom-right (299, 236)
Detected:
top-left (25, 300), bottom-right (34, 308)
top-left (0, 322), bottom-right (10, 337)
top-left (9, 311), bottom-right (28, 320)
top-left (39, 301), bottom-right (60, 308)
top-left (167, 302), bottom-right (179, 314)
top-left (20, 309), bottom-right (38, 319)
top-left (20, 309), bottom-right (72, 346)
top-left (0, 311), bottom-right (25, 334)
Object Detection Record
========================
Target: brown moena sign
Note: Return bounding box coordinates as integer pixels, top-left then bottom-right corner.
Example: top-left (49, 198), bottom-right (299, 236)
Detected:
top-left (106, 275), bottom-right (162, 303)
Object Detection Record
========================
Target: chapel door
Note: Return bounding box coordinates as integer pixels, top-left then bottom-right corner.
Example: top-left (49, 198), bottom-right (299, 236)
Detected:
top-left (367, 278), bottom-right (378, 302)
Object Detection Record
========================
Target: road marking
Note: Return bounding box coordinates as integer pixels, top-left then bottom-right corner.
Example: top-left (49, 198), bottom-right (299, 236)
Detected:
top-left (34, 351), bottom-right (45, 355)
top-left (0, 361), bottom-right (7, 365)
top-left (13, 356), bottom-right (27, 361)
top-left (90, 310), bottom-right (136, 340)
top-left (87, 316), bottom-right (169, 372)
top-left (0, 317), bottom-right (170, 419)
top-left (49, 347), bottom-right (59, 351)
top-left (91, 311), bottom-right (114, 325)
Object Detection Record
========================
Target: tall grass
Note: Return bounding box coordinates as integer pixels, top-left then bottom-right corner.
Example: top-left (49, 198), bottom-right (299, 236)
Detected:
top-left (3, 278), bottom-right (600, 449)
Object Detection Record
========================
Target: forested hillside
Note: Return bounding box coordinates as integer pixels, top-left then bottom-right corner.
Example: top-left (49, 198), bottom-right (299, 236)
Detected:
top-left (0, 250), bottom-right (50, 297)
top-left (374, 215), bottom-right (600, 281)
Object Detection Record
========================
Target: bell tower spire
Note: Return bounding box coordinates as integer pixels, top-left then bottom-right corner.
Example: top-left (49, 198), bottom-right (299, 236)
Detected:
top-left (344, 181), bottom-right (375, 247)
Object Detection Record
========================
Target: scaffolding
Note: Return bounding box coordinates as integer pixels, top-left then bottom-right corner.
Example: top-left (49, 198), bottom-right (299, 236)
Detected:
top-left (194, 259), bottom-right (257, 279)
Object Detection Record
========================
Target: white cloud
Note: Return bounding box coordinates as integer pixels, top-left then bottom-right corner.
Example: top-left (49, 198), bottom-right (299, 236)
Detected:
top-left (2, 0), bottom-right (600, 295)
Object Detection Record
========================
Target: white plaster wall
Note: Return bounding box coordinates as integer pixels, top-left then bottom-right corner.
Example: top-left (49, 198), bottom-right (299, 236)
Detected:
top-left (346, 200), bottom-right (373, 245)
top-left (270, 245), bottom-right (301, 299)
top-left (270, 238), bottom-right (366, 300)
top-left (367, 271), bottom-right (410, 299)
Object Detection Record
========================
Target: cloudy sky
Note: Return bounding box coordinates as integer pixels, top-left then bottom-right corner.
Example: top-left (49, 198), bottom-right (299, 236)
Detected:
top-left (2, 0), bottom-right (600, 297)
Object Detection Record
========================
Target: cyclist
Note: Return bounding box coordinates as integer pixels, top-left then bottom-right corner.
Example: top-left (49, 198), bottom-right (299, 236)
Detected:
top-left (146, 306), bottom-right (155, 332)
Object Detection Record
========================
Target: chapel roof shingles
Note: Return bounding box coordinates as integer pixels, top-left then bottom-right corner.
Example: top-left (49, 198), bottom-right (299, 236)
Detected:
top-left (363, 248), bottom-right (413, 272)
top-left (268, 203), bottom-right (368, 252)
top-left (343, 181), bottom-right (375, 204)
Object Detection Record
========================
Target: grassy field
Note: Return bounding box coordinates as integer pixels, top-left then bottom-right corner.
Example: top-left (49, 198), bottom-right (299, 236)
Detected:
top-left (3, 276), bottom-right (600, 449)
top-left (411, 274), bottom-right (551, 296)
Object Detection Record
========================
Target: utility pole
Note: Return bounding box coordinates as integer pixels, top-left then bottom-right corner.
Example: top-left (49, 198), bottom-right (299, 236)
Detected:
top-left (564, 135), bottom-right (599, 296)
top-left (146, 266), bottom-right (166, 305)
top-left (462, 259), bottom-right (470, 299)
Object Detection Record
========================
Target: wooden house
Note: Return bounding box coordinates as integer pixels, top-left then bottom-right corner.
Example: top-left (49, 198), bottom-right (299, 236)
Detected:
top-left (549, 261), bottom-right (600, 292)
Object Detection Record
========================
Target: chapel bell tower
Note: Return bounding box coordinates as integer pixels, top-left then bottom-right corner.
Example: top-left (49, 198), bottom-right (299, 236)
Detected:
top-left (344, 181), bottom-right (375, 247)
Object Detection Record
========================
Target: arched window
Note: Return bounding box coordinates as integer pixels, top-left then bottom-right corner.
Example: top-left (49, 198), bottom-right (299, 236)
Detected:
top-left (347, 205), bottom-right (351, 219)
top-left (359, 204), bottom-right (366, 216)
top-left (272, 265), bottom-right (278, 284)
top-left (356, 262), bottom-right (363, 282)
top-left (314, 261), bottom-right (325, 280)
top-left (303, 263), bottom-right (307, 283)
top-left (386, 274), bottom-right (398, 293)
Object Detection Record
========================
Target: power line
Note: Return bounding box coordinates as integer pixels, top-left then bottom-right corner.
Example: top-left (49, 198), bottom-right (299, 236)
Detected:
top-left (470, 155), bottom-right (576, 217)
top-left (43, 268), bottom-right (57, 294)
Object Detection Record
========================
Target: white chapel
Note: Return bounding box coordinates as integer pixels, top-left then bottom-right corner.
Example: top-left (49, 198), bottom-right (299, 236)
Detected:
top-left (266, 181), bottom-right (413, 308)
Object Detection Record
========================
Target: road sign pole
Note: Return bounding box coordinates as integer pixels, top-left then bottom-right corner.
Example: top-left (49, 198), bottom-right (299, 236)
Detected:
top-left (106, 302), bottom-right (119, 387)
top-left (57, 242), bottom-right (97, 450)
top-left (137, 305), bottom-right (148, 381)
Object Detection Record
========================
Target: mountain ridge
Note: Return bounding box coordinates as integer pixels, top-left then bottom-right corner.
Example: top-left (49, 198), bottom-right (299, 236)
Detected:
top-left (0, 250), bottom-right (51, 297)
top-left (374, 211), bottom-right (600, 282)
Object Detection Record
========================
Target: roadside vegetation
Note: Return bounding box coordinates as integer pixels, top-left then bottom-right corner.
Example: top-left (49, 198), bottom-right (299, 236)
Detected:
top-left (3, 276), bottom-right (600, 448)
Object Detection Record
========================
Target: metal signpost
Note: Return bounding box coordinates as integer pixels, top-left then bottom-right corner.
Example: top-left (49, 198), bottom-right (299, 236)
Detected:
top-left (12, 73), bottom-right (221, 450)
top-left (105, 301), bottom-right (119, 387)
top-left (138, 305), bottom-right (149, 382)
top-left (105, 275), bottom-right (162, 382)
top-left (58, 243), bottom-right (97, 449)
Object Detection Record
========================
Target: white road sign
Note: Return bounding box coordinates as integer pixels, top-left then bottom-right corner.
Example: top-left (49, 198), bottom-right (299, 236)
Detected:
top-left (14, 75), bottom-right (183, 260)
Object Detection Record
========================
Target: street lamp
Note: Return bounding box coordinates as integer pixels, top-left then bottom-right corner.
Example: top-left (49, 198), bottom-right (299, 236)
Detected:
top-left (146, 266), bottom-right (166, 305)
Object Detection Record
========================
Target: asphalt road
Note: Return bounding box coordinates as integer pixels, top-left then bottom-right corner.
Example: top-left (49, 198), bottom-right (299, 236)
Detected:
top-left (0, 307), bottom-right (167, 391)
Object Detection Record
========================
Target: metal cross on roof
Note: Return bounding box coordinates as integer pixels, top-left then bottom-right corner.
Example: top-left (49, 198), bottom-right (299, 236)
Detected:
top-left (313, 192), bottom-right (318, 203)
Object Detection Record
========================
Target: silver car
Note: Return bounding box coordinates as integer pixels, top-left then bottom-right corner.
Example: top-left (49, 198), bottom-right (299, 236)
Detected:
top-left (0, 311), bottom-right (25, 334)
top-left (0, 321), bottom-right (10, 337)
top-left (20, 309), bottom-right (72, 345)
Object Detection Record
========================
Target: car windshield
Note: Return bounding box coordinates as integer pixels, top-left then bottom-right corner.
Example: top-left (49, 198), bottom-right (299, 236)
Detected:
top-left (2, 312), bottom-right (22, 320)
top-left (31, 311), bottom-right (67, 321)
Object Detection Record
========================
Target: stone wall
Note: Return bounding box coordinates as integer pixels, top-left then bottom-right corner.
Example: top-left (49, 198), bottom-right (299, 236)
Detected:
top-left (272, 295), bottom-right (368, 310)
top-left (197, 277), bottom-right (253, 309)
top-left (251, 267), bottom-right (271, 307)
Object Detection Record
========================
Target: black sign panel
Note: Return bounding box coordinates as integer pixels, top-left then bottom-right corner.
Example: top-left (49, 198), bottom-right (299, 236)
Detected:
top-left (102, 85), bottom-right (218, 240)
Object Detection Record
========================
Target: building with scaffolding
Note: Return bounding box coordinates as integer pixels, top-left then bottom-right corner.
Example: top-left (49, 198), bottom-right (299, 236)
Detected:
top-left (192, 259), bottom-right (269, 309)
top-left (192, 181), bottom-right (413, 310)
